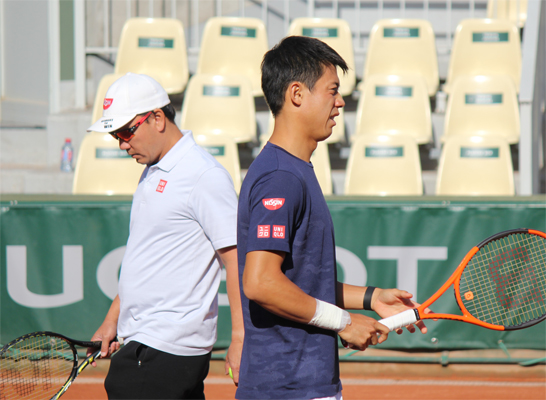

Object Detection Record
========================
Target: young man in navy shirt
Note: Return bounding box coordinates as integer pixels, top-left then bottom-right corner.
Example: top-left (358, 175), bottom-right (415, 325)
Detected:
top-left (236, 36), bottom-right (429, 399)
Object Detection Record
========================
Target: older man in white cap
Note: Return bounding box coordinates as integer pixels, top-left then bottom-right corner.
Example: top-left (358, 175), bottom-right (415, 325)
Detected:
top-left (88, 73), bottom-right (243, 399)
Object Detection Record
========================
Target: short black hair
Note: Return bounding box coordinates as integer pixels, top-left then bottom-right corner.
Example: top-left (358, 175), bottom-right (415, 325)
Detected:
top-left (141, 103), bottom-right (176, 124)
top-left (161, 103), bottom-right (176, 123)
top-left (261, 36), bottom-right (348, 117)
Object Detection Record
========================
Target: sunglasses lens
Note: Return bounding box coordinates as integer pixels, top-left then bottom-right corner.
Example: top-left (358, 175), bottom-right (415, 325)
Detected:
top-left (116, 129), bottom-right (133, 141)
top-left (110, 129), bottom-right (133, 141)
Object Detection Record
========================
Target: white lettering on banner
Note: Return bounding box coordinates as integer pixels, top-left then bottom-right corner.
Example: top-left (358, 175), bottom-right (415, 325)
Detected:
top-left (7, 245), bottom-right (83, 308)
top-left (336, 246), bottom-right (367, 285)
top-left (218, 246), bottom-right (367, 306)
top-left (219, 267), bottom-right (229, 306)
top-left (367, 246), bottom-right (448, 300)
top-left (4, 245), bottom-right (443, 308)
top-left (96, 246), bottom-right (126, 300)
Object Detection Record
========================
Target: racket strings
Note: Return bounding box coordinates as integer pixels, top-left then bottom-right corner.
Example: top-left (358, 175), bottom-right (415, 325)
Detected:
top-left (459, 233), bottom-right (546, 328)
top-left (0, 334), bottom-right (75, 400)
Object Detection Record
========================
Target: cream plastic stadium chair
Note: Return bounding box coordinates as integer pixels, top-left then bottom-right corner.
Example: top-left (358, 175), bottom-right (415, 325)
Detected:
top-left (436, 135), bottom-right (514, 196)
top-left (444, 19), bottom-right (521, 94)
top-left (362, 19), bottom-right (439, 97)
top-left (114, 18), bottom-right (189, 94)
top-left (194, 133), bottom-right (242, 194)
top-left (196, 17), bottom-right (269, 97)
top-left (179, 74), bottom-right (256, 143)
top-left (91, 73), bottom-right (125, 124)
top-left (487, 0), bottom-right (527, 28)
top-left (354, 74), bottom-right (432, 145)
top-left (345, 134), bottom-right (423, 196)
top-left (262, 107), bottom-right (345, 145)
top-left (289, 18), bottom-right (356, 96)
top-left (311, 141), bottom-right (333, 195)
top-left (443, 75), bottom-right (520, 144)
top-left (73, 132), bottom-right (144, 195)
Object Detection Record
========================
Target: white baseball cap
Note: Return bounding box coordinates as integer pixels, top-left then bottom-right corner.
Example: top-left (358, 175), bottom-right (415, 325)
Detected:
top-left (87, 73), bottom-right (171, 133)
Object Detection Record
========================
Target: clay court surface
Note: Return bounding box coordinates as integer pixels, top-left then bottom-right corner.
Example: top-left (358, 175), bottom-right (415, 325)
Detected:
top-left (58, 349), bottom-right (545, 400)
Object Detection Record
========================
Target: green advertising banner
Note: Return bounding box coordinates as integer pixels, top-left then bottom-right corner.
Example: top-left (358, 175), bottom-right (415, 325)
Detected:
top-left (1, 196), bottom-right (545, 351)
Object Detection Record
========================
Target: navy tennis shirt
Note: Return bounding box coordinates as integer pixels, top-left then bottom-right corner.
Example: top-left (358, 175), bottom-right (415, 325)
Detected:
top-left (236, 142), bottom-right (341, 399)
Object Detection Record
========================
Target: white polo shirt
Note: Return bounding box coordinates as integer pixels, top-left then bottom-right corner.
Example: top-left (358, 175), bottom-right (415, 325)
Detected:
top-left (117, 131), bottom-right (237, 356)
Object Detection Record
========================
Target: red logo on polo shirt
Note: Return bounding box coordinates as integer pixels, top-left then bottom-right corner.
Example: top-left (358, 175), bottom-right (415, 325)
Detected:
top-left (156, 179), bottom-right (167, 193)
top-left (103, 98), bottom-right (113, 110)
top-left (262, 198), bottom-right (285, 210)
top-left (257, 225), bottom-right (270, 238)
top-left (273, 225), bottom-right (285, 239)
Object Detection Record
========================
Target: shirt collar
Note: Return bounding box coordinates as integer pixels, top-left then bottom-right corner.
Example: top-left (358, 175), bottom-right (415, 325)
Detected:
top-left (152, 130), bottom-right (196, 173)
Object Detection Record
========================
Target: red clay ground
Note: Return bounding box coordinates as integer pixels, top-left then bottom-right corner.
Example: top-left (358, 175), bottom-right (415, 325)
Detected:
top-left (63, 349), bottom-right (546, 400)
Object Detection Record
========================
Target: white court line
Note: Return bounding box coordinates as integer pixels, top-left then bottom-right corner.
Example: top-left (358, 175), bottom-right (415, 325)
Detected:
top-left (72, 377), bottom-right (545, 388)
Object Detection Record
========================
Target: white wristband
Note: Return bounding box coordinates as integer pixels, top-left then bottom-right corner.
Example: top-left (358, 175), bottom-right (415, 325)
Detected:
top-left (308, 299), bottom-right (352, 332)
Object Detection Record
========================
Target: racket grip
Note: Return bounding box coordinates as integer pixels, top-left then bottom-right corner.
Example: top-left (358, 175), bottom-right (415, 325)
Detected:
top-left (378, 309), bottom-right (419, 332)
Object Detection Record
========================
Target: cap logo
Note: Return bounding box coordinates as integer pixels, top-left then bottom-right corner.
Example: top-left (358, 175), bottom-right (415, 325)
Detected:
top-left (103, 98), bottom-right (113, 110)
top-left (263, 198), bottom-right (285, 210)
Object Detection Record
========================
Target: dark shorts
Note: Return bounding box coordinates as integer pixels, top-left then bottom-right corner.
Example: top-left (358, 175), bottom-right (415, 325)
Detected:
top-left (105, 341), bottom-right (211, 399)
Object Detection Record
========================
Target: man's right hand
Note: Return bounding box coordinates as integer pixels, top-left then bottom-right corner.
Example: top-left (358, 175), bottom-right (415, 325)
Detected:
top-left (338, 313), bottom-right (389, 351)
top-left (87, 320), bottom-right (120, 366)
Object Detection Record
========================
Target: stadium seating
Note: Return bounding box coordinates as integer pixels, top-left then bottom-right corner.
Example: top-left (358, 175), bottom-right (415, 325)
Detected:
top-left (311, 141), bottom-right (333, 195)
top-left (436, 135), bottom-right (514, 195)
top-left (443, 75), bottom-right (520, 144)
top-left (73, 132), bottom-right (144, 195)
top-left (114, 18), bottom-right (189, 94)
top-left (179, 73), bottom-right (256, 143)
top-left (193, 133), bottom-right (242, 193)
top-left (196, 17), bottom-right (269, 97)
top-left (354, 74), bottom-right (432, 145)
top-left (345, 134), bottom-right (423, 195)
top-left (362, 19), bottom-right (439, 97)
top-left (288, 17), bottom-right (356, 96)
top-left (444, 18), bottom-right (521, 94)
top-left (487, 0), bottom-right (528, 28)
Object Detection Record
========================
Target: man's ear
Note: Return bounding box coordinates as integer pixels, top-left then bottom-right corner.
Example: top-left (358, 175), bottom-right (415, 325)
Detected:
top-left (288, 82), bottom-right (304, 107)
top-left (152, 108), bottom-right (167, 131)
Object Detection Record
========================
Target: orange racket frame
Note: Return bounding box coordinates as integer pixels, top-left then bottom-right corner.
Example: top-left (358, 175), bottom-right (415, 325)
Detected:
top-left (378, 228), bottom-right (546, 332)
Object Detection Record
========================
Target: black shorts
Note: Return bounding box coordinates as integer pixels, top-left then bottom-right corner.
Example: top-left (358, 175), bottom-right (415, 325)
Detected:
top-left (105, 341), bottom-right (211, 399)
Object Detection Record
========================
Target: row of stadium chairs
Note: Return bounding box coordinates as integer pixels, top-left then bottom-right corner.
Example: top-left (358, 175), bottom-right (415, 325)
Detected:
top-left (345, 134), bottom-right (514, 196)
top-left (91, 70), bottom-right (520, 150)
top-left (105, 15), bottom-right (522, 103)
top-left (73, 131), bottom-right (515, 196)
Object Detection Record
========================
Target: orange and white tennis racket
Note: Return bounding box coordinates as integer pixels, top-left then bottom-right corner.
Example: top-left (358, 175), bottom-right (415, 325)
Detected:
top-left (379, 228), bottom-right (546, 331)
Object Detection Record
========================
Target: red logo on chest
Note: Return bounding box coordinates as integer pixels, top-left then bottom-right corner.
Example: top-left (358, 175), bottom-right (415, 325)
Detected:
top-left (262, 198), bottom-right (285, 210)
top-left (257, 225), bottom-right (270, 238)
top-left (156, 179), bottom-right (167, 193)
top-left (103, 98), bottom-right (113, 110)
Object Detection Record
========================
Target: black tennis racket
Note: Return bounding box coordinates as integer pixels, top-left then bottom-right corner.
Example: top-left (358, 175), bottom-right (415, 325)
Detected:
top-left (0, 331), bottom-right (115, 400)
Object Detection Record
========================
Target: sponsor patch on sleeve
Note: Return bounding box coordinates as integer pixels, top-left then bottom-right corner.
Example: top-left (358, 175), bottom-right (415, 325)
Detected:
top-left (262, 198), bottom-right (285, 210)
top-left (257, 225), bottom-right (270, 238)
top-left (272, 225), bottom-right (285, 239)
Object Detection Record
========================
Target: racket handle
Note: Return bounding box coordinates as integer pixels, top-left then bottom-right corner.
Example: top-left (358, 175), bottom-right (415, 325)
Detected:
top-left (378, 309), bottom-right (419, 331)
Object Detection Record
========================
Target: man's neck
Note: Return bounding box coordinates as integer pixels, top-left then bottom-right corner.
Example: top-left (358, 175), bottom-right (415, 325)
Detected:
top-left (268, 116), bottom-right (317, 162)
